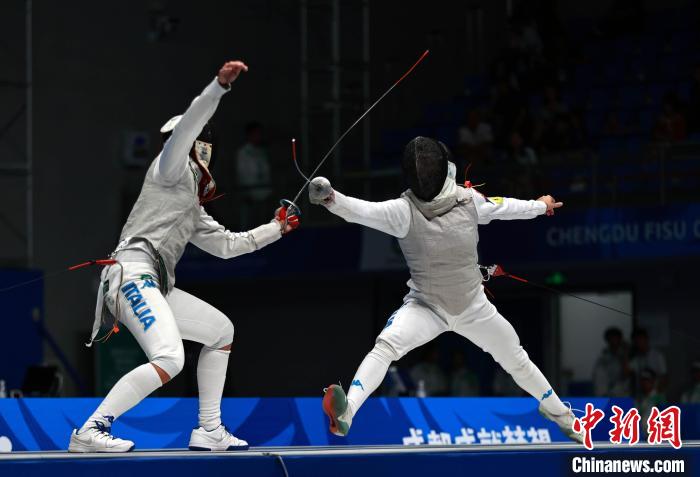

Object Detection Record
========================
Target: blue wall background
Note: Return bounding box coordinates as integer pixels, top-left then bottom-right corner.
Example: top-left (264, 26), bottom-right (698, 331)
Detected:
top-left (0, 270), bottom-right (43, 390)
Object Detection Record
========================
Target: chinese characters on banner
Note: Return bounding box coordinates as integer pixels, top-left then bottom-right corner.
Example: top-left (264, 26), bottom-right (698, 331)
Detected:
top-left (402, 426), bottom-right (551, 446)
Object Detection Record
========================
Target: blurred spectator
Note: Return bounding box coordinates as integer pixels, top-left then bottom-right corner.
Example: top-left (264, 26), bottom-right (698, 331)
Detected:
top-left (568, 107), bottom-right (587, 147)
top-left (519, 17), bottom-right (544, 57)
top-left (592, 327), bottom-right (630, 397)
top-left (410, 346), bottom-right (448, 397)
top-left (653, 93), bottom-right (687, 142)
top-left (535, 86), bottom-right (576, 151)
top-left (236, 122), bottom-right (272, 226)
top-left (384, 366), bottom-right (409, 397)
top-left (680, 361), bottom-right (700, 404)
top-left (628, 328), bottom-right (667, 394)
top-left (687, 65), bottom-right (700, 133)
top-left (492, 367), bottom-right (524, 397)
top-left (603, 111), bottom-right (627, 136)
top-left (449, 350), bottom-right (480, 396)
top-left (539, 86), bottom-right (568, 121)
top-left (505, 131), bottom-right (538, 165)
top-left (457, 109), bottom-right (493, 168)
top-left (491, 79), bottom-right (529, 142)
top-left (636, 368), bottom-right (665, 429)
top-left (501, 130), bottom-right (538, 198)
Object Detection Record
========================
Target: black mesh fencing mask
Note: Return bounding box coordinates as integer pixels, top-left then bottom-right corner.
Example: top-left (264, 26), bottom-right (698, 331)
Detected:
top-left (401, 136), bottom-right (449, 201)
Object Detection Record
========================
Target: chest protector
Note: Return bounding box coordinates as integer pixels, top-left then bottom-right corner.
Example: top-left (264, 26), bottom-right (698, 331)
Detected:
top-left (398, 187), bottom-right (483, 315)
top-left (117, 158), bottom-right (208, 293)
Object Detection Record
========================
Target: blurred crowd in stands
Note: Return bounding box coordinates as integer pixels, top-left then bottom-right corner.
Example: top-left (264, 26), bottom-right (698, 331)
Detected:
top-left (234, 2), bottom-right (700, 226)
top-left (444, 1), bottom-right (700, 201)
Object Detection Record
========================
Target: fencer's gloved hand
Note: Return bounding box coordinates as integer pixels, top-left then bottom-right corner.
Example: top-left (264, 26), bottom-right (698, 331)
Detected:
top-left (309, 177), bottom-right (335, 205)
top-left (274, 206), bottom-right (300, 234)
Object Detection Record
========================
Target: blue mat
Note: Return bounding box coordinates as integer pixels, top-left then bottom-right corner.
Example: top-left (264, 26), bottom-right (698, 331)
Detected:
top-left (1, 443), bottom-right (696, 477)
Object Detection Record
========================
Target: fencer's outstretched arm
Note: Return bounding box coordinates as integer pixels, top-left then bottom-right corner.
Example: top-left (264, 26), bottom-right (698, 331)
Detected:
top-left (469, 188), bottom-right (562, 224)
top-left (189, 207), bottom-right (283, 259)
top-left (154, 61), bottom-right (248, 185)
top-left (309, 177), bottom-right (411, 238)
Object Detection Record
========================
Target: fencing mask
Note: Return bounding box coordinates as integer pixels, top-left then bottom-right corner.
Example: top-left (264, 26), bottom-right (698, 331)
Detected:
top-left (160, 115), bottom-right (219, 203)
top-left (401, 136), bottom-right (449, 201)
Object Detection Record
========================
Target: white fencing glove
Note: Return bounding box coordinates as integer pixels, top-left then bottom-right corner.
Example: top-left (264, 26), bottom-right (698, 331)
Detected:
top-left (309, 177), bottom-right (335, 205)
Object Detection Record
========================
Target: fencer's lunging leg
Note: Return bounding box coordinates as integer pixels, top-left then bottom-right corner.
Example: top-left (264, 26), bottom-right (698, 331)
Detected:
top-left (455, 300), bottom-right (568, 415)
top-left (456, 291), bottom-right (583, 444)
top-left (80, 363), bottom-right (164, 434)
top-left (323, 300), bottom-right (448, 436)
top-left (167, 288), bottom-right (235, 431)
top-left (196, 345), bottom-right (231, 430)
top-left (78, 277), bottom-right (185, 435)
top-left (346, 300), bottom-right (446, 419)
top-left (166, 288), bottom-right (247, 450)
top-left (346, 339), bottom-right (397, 418)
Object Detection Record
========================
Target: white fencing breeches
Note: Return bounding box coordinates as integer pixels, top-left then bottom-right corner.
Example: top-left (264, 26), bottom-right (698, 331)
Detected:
top-left (106, 262), bottom-right (234, 377)
top-left (346, 286), bottom-right (568, 418)
top-left (82, 262), bottom-right (234, 431)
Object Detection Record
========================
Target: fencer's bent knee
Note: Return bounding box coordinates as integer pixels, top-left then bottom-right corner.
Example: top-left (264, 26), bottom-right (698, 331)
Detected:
top-left (151, 342), bottom-right (185, 378)
top-left (211, 317), bottom-right (234, 349)
top-left (369, 339), bottom-right (400, 364)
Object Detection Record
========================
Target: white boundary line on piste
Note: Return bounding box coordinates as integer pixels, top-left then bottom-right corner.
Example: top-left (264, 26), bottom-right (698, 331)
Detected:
top-left (0, 441), bottom-right (696, 461)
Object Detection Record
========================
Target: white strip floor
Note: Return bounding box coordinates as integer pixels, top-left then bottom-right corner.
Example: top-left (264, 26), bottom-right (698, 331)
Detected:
top-left (0, 441), bottom-right (696, 460)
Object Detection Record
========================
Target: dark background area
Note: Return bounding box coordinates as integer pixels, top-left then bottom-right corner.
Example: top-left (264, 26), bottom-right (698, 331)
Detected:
top-left (0, 0), bottom-right (698, 411)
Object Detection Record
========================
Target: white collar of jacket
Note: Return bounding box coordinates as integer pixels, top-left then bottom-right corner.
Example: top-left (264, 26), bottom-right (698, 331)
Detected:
top-left (404, 161), bottom-right (460, 220)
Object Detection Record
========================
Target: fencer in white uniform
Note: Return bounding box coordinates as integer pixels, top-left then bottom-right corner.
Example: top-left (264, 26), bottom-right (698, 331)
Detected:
top-left (69, 61), bottom-right (299, 453)
top-left (310, 136), bottom-right (582, 443)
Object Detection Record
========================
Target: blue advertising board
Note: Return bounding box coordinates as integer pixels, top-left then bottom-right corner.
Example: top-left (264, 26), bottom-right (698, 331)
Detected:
top-left (0, 397), bottom-right (637, 451)
top-left (479, 203), bottom-right (700, 264)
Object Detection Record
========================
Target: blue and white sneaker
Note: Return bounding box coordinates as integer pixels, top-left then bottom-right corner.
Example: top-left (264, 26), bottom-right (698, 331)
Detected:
top-left (189, 425), bottom-right (249, 451)
top-left (68, 421), bottom-right (135, 453)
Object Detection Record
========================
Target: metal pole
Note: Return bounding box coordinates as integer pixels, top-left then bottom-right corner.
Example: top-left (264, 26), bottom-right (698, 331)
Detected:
top-left (26, 0), bottom-right (33, 267)
top-left (331, 0), bottom-right (341, 179)
top-left (362, 0), bottom-right (370, 198)
top-left (300, 0), bottom-right (309, 171)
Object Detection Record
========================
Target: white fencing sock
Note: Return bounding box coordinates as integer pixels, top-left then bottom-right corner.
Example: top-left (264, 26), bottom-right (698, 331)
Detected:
top-left (506, 357), bottom-right (569, 415)
top-left (197, 347), bottom-right (230, 431)
top-left (537, 387), bottom-right (570, 415)
top-left (80, 363), bottom-right (162, 432)
top-left (346, 345), bottom-right (393, 419)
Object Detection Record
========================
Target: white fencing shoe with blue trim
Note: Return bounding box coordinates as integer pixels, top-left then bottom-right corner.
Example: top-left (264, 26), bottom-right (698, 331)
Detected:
top-left (188, 425), bottom-right (249, 451)
top-left (538, 403), bottom-right (584, 444)
top-left (68, 424), bottom-right (135, 453)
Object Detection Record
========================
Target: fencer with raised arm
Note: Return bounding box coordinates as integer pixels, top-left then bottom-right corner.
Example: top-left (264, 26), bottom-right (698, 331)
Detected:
top-left (310, 136), bottom-right (581, 444)
top-left (69, 61), bottom-right (299, 454)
